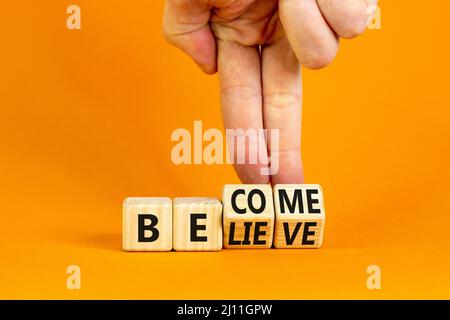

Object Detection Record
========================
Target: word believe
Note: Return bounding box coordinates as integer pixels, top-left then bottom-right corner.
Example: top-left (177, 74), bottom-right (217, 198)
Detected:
top-left (123, 184), bottom-right (325, 251)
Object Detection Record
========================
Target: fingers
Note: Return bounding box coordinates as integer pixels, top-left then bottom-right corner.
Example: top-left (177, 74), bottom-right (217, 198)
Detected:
top-left (279, 0), bottom-right (339, 69)
top-left (262, 38), bottom-right (304, 184)
top-left (317, 0), bottom-right (375, 39)
top-left (163, 0), bottom-right (217, 74)
top-left (218, 40), bottom-right (270, 184)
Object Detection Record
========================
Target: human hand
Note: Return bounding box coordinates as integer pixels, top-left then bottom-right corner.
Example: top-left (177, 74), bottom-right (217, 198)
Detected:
top-left (163, 0), bottom-right (377, 184)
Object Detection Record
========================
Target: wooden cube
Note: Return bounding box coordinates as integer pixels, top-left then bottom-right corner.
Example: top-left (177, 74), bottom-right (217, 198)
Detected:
top-left (222, 184), bottom-right (274, 249)
top-left (122, 197), bottom-right (172, 251)
top-left (273, 184), bottom-right (325, 248)
top-left (173, 198), bottom-right (223, 251)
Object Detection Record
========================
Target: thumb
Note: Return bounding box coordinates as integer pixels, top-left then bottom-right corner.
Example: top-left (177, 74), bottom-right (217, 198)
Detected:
top-left (163, 0), bottom-right (217, 74)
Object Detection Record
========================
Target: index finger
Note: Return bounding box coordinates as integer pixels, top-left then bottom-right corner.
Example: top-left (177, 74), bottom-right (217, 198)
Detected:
top-left (262, 38), bottom-right (304, 184)
top-left (218, 40), bottom-right (270, 184)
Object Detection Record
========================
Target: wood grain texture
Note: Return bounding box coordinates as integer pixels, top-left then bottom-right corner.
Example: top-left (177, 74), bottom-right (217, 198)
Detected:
top-left (223, 184), bottom-right (274, 249)
top-left (273, 184), bottom-right (325, 248)
top-left (173, 197), bottom-right (223, 251)
top-left (122, 197), bottom-right (172, 251)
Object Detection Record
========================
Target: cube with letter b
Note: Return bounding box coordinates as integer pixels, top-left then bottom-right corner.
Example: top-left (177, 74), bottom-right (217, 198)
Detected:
top-left (223, 184), bottom-right (274, 249)
top-left (273, 184), bottom-right (325, 249)
top-left (173, 198), bottom-right (223, 251)
top-left (122, 197), bottom-right (172, 251)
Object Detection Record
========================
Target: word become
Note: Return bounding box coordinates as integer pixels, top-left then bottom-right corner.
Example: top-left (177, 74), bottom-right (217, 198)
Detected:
top-left (123, 184), bottom-right (325, 251)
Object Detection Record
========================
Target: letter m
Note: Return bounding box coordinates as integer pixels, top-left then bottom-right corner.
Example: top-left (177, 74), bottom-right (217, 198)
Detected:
top-left (279, 189), bottom-right (303, 214)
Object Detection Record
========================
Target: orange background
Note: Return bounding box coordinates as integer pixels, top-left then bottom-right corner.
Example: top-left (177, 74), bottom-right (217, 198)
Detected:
top-left (1, 1), bottom-right (449, 299)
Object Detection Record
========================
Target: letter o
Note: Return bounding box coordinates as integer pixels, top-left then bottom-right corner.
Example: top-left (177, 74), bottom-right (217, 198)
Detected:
top-left (248, 189), bottom-right (265, 214)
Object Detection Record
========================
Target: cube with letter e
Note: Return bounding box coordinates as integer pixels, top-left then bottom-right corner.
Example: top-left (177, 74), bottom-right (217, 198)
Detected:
top-left (223, 184), bottom-right (275, 249)
top-left (173, 197), bottom-right (223, 251)
top-left (273, 185), bottom-right (325, 249)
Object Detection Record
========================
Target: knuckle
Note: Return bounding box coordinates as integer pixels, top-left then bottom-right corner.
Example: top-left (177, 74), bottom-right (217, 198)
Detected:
top-left (302, 48), bottom-right (337, 69)
top-left (337, 7), bottom-right (368, 39)
top-left (339, 21), bottom-right (367, 39)
top-left (263, 92), bottom-right (301, 109)
top-left (221, 85), bottom-right (261, 101)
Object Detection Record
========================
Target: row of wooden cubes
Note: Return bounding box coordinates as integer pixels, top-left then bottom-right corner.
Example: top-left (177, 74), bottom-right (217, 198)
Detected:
top-left (123, 184), bottom-right (325, 251)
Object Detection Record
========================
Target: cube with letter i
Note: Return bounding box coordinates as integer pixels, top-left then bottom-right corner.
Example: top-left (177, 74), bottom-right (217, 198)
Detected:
top-left (122, 197), bottom-right (172, 251)
top-left (173, 198), bottom-right (223, 251)
top-left (273, 185), bottom-right (325, 248)
top-left (223, 184), bottom-right (275, 249)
